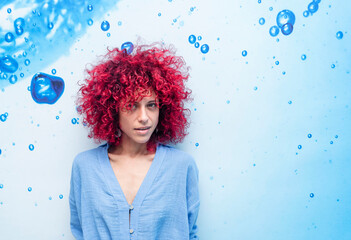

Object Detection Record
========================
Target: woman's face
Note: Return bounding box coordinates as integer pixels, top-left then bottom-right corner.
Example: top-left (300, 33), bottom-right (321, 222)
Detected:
top-left (118, 91), bottom-right (159, 146)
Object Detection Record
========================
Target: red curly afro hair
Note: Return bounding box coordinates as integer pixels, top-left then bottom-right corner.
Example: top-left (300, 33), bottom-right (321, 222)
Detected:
top-left (77, 43), bottom-right (192, 150)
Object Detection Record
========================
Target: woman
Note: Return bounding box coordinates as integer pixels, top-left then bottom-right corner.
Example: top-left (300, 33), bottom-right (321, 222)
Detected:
top-left (69, 43), bottom-right (200, 239)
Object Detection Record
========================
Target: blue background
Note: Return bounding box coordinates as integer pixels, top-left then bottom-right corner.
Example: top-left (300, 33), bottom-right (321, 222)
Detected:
top-left (0, 0), bottom-right (350, 239)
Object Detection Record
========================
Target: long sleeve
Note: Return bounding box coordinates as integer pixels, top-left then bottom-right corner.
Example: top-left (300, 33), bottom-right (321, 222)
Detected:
top-left (187, 159), bottom-right (200, 239)
top-left (69, 159), bottom-right (84, 240)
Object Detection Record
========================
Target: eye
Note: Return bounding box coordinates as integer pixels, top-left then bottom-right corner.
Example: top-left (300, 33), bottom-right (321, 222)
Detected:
top-left (147, 103), bottom-right (157, 108)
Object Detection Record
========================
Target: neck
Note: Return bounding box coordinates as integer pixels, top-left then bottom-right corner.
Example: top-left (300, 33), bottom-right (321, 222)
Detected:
top-left (110, 134), bottom-right (150, 157)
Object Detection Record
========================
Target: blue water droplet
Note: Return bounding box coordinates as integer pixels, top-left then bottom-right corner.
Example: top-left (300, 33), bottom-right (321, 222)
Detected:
top-left (330, 141), bottom-right (333, 144)
top-left (335, 135), bottom-right (338, 138)
top-left (269, 26), bottom-right (279, 37)
top-left (195, 143), bottom-right (199, 147)
top-left (242, 50), bottom-right (247, 57)
top-left (49, 196), bottom-right (52, 200)
top-left (71, 118), bottom-right (77, 124)
top-left (336, 31), bottom-right (343, 40)
top-left (87, 19), bottom-right (93, 26)
top-left (118, 21), bottom-right (122, 26)
top-left (200, 44), bottom-right (209, 54)
top-left (276, 9), bottom-right (295, 28)
top-left (308, 133), bottom-right (312, 138)
top-left (24, 59), bottom-right (31, 66)
top-left (121, 42), bottom-right (134, 55)
top-left (269, 7), bottom-right (273, 11)
top-left (0, 114), bottom-right (7, 122)
top-left (48, 22), bottom-right (54, 29)
top-left (258, 0), bottom-right (261, 3)
top-left (308, 2), bottom-right (319, 14)
top-left (51, 69), bottom-right (56, 75)
top-left (101, 20), bottom-right (110, 31)
top-left (197, 36), bottom-right (202, 41)
top-left (0, 55), bottom-right (19, 73)
top-left (259, 17), bottom-right (265, 25)
top-left (14, 18), bottom-right (25, 27)
top-left (303, 10), bottom-right (309, 17)
top-left (56, 116), bottom-right (59, 120)
top-left (9, 75), bottom-right (17, 84)
top-left (331, 64), bottom-right (335, 69)
top-left (20, 73), bottom-right (24, 78)
top-left (282, 71), bottom-right (286, 75)
top-left (107, 33), bottom-right (111, 37)
top-left (29, 144), bottom-right (34, 151)
top-left (28, 187), bottom-right (32, 192)
top-left (275, 61), bottom-right (279, 65)
top-left (298, 145), bottom-right (302, 149)
top-left (226, 100), bottom-right (230, 104)
top-left (7, 8), bottom-right (12, 14)
top-left (188, 35), bottom-right (196, 44)
top-left (59, 194), bottom-right (63, 199)
top-left (5, 32), bottom-right (15, 42)
top-left (301, 54), bottom-right (307, 60)
top-left (158, 13), bottom-right (161, 16)
top-left (313, 0), bottom-right (321, 3)
top-left (22, 51), bottom-right (27, 57)
top-left (30, 72), bottom-right (65, 104)
top-left (253, 86), bottom-right (258, 91)
top-left (281, 23), bottom-right (293, 35)
top-left (310, 193), bottom-right (314, 198)
top-left (0, 184), bottom-right (3, 188)
top-left (0, 149), bottom-right (2, 155)
top-left (194, 42), bottom-right (200, 48)
top-left (87, 4), bottom-right (93, 11)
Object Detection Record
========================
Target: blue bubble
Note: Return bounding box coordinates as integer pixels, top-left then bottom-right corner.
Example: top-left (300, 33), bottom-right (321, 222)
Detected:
top-left (188, 35), bottom-right (196, 44)
top-left (335, 135), bottom-right (338, 138)
top-left (2, 73), bottom-right (8, 79)
top-left (298, 145), bottom-right (302, 149)
top-left (282, 71), bottom-right (286, 75)
top-left (0, 55), bottom-right (19, 73)
top-left (71, 118), bottom-right (77, 124)
top-left (200, 44), bottom-right (209, 54)
top-left (258, 0), bottom-right (261, 3)
top-left (101, 20), bottom-right (110, 31)
top-left (0, 114), bottom-right (7, 122)
top-left (0, 184), bottom-right (3, 188)
top-left (87, 4), bottom-right (93, 11)
top-left (190, 7), bottom-right (194, 11)
top-left (331, 64), bottom-right (335, 69)
top-left (276, 10), bottom-right (295, 28)
top-left (269, 26), bottom-right (279, 37)
top-left (15, 25), bottom-right (24, 35)
top-left (330, 141), bottom-right (333, 144)
top-left (194, 42), bottom-right (200, 48)
top-left (87, 19), bottom-right (93, 26)
top-left (107, 33), bottom-right (111, 37)
top-left (313, 0), bottom-right (321, 3)
top-left (56, 116), bottom-right (59, 120)
top-left (30, 72), bottom-right (65, 104)
top-left (336, 31), bottom-right (343, 39)
top-left (52, 69), bottom-right (56, 75)
top-left (24, 59), bottom-right (30, 66)
top-left (22, 51), bottom-right (27, 57)
top-left (29, 144), bottom-right (34, 151)
top-left (303, 10), bottom-right (309, 17)
top-left (301, 54), bottom-right (307, 60)
top-left (9, 75), bottom-right (17, 84)
top-left (59, 194), bottom-right (63, 199)
top-left (48, 22), bottom-right (54, 29)
top-left (5, 32), bottom-right (15, 42)
top-left (7, 8), bottom-right (12, 14)
top-left (275, 61), bottom-right (279, 65)
top-left (259, 17), bottom-right (265, 25)
top-left (281, 23), bottom-right (293, 35)
top-left (269, 7), bottom-right (273, 11)
top-left (253, 86), bottom-right (258, 91)
top-left (121, 42), bottom-right (134, 55)
top-left (197, 36), bottom-right (202, 41)
top-left (118, 21), bottom-right (122, 26)
top-left (49, 196), bottom-right (52, 200)
top-left (310, 193), bottom-right (314, 198)
top-left (308, 2), bottom-right (319, 14)
top-left (308, 133), bottom-right (312, 138)
top-left (14, 18), bottom-right (25, 27)
top-left (20, 73), bottom-right (24, 78)
top-left (28, 187), bottom-right (32, 192)
top-left (195, 143), bottom-right (199, 147)
top-left (0, 149), bottom-right (1, 155)
top-left (242, 50), bottom-right (247, 57)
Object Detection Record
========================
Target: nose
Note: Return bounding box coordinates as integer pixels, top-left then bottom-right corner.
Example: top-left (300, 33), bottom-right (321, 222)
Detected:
top-left (137, 106), bottom-right (148, 123)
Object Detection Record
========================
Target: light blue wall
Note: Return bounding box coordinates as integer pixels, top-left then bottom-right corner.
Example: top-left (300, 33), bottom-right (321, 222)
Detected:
top-left (0, 0), bottom-right (350, 239)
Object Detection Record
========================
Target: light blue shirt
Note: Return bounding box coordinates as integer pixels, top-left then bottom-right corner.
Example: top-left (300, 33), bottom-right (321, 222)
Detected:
top-left (69, 144), bottom-right (200, 239)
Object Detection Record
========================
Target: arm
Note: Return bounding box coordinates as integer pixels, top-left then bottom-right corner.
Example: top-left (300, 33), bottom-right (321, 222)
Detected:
top-left (187, 159), bottom-right (200, 239)
top-left (69, 159), bottom-right (84, 240)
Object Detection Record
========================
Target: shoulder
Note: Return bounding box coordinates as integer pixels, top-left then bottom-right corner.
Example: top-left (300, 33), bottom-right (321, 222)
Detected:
top-left (72, 143), bottom-right (107, 169)
top-left (159, 144), bottom-right (198, 171)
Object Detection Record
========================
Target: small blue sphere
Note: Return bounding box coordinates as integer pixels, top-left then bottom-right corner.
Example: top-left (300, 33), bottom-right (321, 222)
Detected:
top-left (269, 26), bottom-right (279, 37)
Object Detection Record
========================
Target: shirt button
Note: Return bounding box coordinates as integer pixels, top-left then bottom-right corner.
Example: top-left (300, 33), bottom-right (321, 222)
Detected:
top-left (129, 205), bottom-right (134, 210)
top-left (130, 229), bottom-right (134, 234)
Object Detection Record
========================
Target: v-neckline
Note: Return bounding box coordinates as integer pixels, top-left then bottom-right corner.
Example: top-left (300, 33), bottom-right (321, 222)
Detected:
top-left (99, 143), bottom-right (166, 209)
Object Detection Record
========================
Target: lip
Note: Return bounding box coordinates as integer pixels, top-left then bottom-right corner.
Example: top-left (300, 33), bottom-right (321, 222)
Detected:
top-left (134, 126), bottom-right (151, 135)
